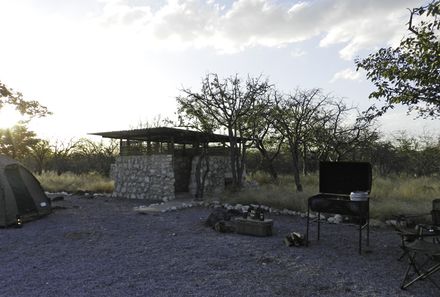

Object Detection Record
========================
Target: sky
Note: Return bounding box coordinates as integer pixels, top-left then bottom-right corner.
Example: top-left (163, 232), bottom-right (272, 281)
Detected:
top-left (0, 0), bottom-right (439, 142)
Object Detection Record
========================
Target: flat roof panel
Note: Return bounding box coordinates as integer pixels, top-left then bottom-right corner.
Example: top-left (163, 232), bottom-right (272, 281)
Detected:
top-left (90, 127), bottom-right (246, 144)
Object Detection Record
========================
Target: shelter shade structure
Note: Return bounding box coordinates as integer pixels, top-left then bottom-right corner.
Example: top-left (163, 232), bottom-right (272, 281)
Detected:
top-left (90, 127), bottom-right (246, 155)
top-left (90, 127), bottom-right (246, 201)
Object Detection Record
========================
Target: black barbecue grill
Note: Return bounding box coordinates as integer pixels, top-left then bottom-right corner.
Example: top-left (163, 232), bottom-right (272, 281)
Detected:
top-left (306, 161), bottom-right (372, 254)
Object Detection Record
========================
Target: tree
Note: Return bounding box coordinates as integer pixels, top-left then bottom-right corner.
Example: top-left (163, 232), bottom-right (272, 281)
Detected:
top-left (0, 123), bottom-right (40, 160)
top-left (250, 101), bottom-right (284, 181)
top-left (177, 73), bottom-right (272, 189)
top-left (312, 100), bottom-right (378, 162)
top-left (50, 139), bottom-right (79, 175)
top-left (73, 138), bottom-right (119, 175)
top-left (273, 89), bottom-right (330, 192)
top-left (0, 81), bottom-right (50, 118)
top-left (30, 140), bottom-right (52, 174)
top-left (355, 1), bottom-right (440, 118)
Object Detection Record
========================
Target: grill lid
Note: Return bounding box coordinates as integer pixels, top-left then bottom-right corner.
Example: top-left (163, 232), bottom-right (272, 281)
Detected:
top-left (319, 162), bottom-right (372, 195)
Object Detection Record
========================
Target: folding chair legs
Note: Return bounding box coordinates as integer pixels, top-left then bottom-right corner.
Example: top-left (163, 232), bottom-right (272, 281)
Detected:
top-left (401, 251), bottom-right (440, 290)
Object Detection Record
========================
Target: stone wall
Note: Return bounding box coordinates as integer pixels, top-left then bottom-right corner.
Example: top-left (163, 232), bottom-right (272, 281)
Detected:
top-left (110, 153), bottom-right (237, 200)
top-left (111, 155), bottom-right (175, 201)
top-left (188, 155), bottom-right (231, 197)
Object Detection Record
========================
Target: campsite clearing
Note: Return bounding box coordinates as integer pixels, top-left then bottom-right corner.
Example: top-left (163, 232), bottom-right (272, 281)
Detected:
top-left (0, 195), bottom-right (438, 297)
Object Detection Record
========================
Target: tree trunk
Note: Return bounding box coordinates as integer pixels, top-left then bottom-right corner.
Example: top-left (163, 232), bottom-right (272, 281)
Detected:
top-left (290, 143), bottom-right (303, 192)
top-left (261, 155), bottom-right (278, 181)
top-left (237, 143), bottom-right (246, 187)
top-left (228, 128), bottom-right (239, 190)
top-left (194, 145), bottom-right (209, 200)
top-left (302, 142), bottom-right (308, 176)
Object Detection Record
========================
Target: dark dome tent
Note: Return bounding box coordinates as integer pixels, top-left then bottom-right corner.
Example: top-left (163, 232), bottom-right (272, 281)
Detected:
top-left (0, 155), bottom-right (51, 227)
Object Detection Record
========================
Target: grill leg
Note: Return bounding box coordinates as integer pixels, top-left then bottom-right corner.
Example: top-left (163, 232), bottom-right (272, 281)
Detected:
top-left (359, 219), bottom-right (362, 254)
top-left (317, 212), bottom-right (321, 240)
top-left (367, 216), bottom-right (370, 246)
top-left (306, 205), bottom-right (310, 246)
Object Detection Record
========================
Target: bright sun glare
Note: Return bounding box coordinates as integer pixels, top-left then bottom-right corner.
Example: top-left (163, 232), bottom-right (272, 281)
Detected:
top-left (0, 106), bottom-right (25, 129)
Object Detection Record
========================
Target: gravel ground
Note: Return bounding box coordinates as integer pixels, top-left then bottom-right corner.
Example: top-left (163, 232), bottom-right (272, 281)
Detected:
top-left (1, 195), bottom-right (439, 297)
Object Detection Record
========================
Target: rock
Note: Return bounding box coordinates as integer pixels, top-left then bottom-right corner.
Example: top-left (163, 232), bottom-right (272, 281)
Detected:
top-left (50, 196), bottom-right (64, 202)
top-left (369, 219), bottom-right (386, 228)
top-left (334, 214), bottom-right (343, 224)
top-left (133, 206), bottom-right (161, 214)
top-left (385, 220), bottom-right (397, 226)
top-left (205, 207), bottom-right (242, 227)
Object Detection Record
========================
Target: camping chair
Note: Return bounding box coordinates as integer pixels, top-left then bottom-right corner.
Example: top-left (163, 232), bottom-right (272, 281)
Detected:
top-left (396, 199), bottom-right (440, 261)
top-left (400, 229), bottom-right (440, 290)
top-left (432, 199), bottom-right (440, 229)
top-left (306, 162), bottom-right (372, 254)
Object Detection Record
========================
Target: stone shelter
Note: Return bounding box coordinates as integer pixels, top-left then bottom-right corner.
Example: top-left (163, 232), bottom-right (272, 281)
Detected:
top-left (91, 127), bottom-right (244, 201)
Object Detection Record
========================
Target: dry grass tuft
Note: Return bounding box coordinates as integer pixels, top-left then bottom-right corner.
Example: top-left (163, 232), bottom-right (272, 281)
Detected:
top-left (36, 171), bottom-right (114, 193)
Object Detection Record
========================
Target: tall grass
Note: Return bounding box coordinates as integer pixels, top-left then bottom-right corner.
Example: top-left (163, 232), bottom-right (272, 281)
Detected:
top-left (370, 175), bottom-right (440, 220)
top-left (36, 171), bottom-right (114, 193)
top-left (35, 170), bottom-right (440, 220)
top-left (222, 171), bottom-right (440, 220)
top-left (220, 172), bottom-right (317, 212)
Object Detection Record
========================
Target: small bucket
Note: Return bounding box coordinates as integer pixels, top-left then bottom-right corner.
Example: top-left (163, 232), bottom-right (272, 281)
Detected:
top-left (350, 191), bottom-right (369, 201)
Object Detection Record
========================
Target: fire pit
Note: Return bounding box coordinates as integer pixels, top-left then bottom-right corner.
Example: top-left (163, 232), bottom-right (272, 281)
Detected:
top-left (234, 217), bottom-right (273, 237)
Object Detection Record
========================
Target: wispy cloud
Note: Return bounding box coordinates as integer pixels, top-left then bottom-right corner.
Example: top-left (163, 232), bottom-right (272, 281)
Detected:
top-left (290, 48), bottom-right (307, 58)
top-left (330, 68), bottom-right (362, 83)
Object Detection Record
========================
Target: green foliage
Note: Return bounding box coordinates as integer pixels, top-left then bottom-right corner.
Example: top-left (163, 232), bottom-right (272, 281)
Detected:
top-left (356, 1), bottom-right (440, 118)
top-left (36, 171), bottom-right (114, 193)
top-left (176, 73), bottom-right (273, 189)
top-left (29, 140), bottom-right (52, 174)
top-left (0, 123), bottom-right (40, 160)
top-left (0, 81), bottom-right (51, 117)
top-left (270, 89), bottom-right (376, 191)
